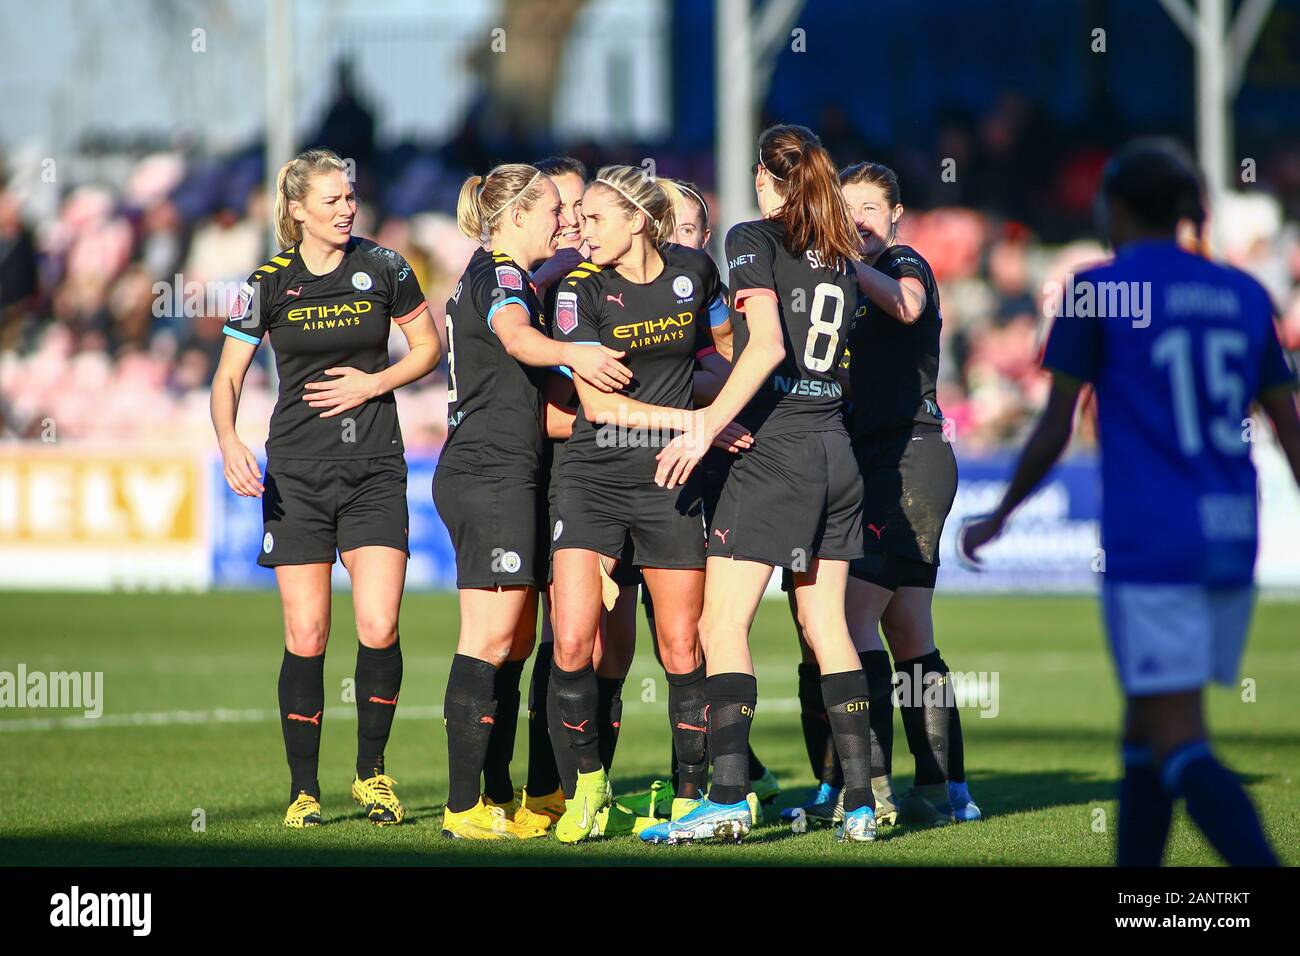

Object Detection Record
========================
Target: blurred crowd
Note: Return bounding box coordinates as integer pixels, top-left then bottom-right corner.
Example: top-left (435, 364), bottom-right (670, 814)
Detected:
top-left (3, 139), bottom-right (1300, 454)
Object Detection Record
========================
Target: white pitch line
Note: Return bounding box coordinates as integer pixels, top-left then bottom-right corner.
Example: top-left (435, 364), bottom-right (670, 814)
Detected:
top-left (0, 697), bottom-right (806, 733)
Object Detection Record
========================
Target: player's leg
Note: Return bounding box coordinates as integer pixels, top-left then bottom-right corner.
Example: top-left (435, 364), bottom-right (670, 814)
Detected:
top-left (792, 559), bottom-right (878, 842)
top-left (523, 591), bottom-right (566, 820)
top-left (778, 574), bottom-right (849, 824)
top-left (441, 585), bottom-right (546, 839)
top-left (593, 578), bottom-right (638, 775)
top-left (274, 563), bottom-right (333, 828)
top-left (845, 573), bottom-right (899, 824)
top-left (482, 588), bottom-right (551, 828)
top-left (618, 586), bottom-right (681, 819)
top-left (550, 546), bottom-right (612, 842)
top-left (881, 583), bottom-right (958, 825)
top-left (340, 544), bottom-right (407, 824)
top-left (656, 556), bottom-right (771, 843)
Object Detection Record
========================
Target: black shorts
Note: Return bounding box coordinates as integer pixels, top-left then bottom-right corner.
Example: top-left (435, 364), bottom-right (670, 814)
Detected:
top-left (850, 423), bottom-right (957, 586)
top-left (434, 466), bottom-right (546, 589)
top-left (552, 471), bottom-right (706, 570)
top-left (708, 428), bottom-right (863, 568)
top-left (259, 455), bottom-right (409, 567)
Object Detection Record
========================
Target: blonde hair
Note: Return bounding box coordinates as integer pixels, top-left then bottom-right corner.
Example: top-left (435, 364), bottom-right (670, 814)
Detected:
top-left (456, 164), bottom-right (547, 242)
top-left (274, 148), bottom-right (350, 250)
top-left (590, 165), bottom-right (678, 244)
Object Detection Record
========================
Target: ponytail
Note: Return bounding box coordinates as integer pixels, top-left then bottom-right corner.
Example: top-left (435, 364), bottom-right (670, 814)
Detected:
top-left (758, 124), bottom-right (861, 266)
top-left (455, 164), bottom-right (546, 243)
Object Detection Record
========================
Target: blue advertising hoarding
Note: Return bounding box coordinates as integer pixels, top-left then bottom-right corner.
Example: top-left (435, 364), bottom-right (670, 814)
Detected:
top-left (212, 449), bottom-right (1104, 594)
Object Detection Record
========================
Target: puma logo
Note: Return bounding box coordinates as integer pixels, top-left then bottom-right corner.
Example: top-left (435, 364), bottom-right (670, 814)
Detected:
top-left (606, 293), bottom-right (624, 307)
top-left (867, 523), bottom-right (886, 540)
top-left (287, 710), bottom-right (321, 725)
top-left (713, 528), bottom-right (731, 544)
top-left (562, 719), bottom-right (590, 733)
top-left (285, 286), bottom-right (303, 297)
top-left (368, 694), bottom-right (399, 705)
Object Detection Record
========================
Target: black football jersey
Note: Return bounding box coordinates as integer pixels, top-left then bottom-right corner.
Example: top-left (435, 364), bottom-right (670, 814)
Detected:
top-left (724, 219), bottom-right (857, 437)
top-left (440, 247), bottom-right (549, 478)
top-left (222, 237), bottom-right (427, 459)
top-left (550, 243), bottom-right (723, 480)
top-left (847, 244), bottom-right (944, 440)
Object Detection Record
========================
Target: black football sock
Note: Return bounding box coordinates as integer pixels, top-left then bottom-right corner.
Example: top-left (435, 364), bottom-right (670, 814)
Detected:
top-left (548, 680), bottom-right (582, 799)
top-left (280, 649), bottom-right (325, 803)
top-left (549, 661), bottom-right (603, 775)
top-left (859, 650), bottom-right (894, 781)
top-left (821, 669), bottom-right (874, 814)
top-left (1116, 742), bottom-right (1173, 866)
top-left (946, 697), bottom-right (967, 785)
top-left (705, 672), bottom-right (756, 806)
top-left (354, 639), bottom-right (402, 779)
top-left (525, 642), bottom-right (562, 796)
top-left (1162, 741), bottom-right (1278, 867)
top-left (596, 675), bottom-right (625, 773)
top-left (482, 658), bottom-right (525, 804)
top-left (669, 740), bottom-right (680, 793)
top-left (666, 664), bottom-right (708, 799)
top-left (443, 654), bottom-right (497, 814)
top-left (896, 650), bottom-right (951, 787)
top-left (798, 661), bottom-right (837, 785)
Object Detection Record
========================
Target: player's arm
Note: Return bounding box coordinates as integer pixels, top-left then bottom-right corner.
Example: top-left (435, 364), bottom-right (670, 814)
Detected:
top-left (693, 349), bottom-right (731, 405)
top-left (305, 306), bottom-right (441, 418)
top-left (544, 371), bottom-right (577, 440)
top-left (211, 334), bottom-right (264, 498)
top-left (854, 259), bottom-right (927, 325)
top-left (493, 302), bottom-right (630, 392)
top-left (1259, 386), bottom-right (1300, 487)
top-left (959, 373), bottom-right (1084, 563)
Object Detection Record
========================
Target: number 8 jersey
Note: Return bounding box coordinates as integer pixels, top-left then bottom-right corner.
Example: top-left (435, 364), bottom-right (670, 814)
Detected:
top-left (725, 219), bottom-right (859, 436)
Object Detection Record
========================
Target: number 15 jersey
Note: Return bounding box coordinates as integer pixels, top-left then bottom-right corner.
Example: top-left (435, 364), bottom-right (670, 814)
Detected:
top-left (725, 218), bottom-right (858, 438)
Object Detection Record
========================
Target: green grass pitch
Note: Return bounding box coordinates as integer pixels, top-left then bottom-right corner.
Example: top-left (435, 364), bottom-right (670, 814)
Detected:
top-left (1, 591), bottom-right (1295, 866)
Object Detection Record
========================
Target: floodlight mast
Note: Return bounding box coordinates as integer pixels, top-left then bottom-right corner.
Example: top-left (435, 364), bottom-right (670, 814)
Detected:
top-left (1157, 0), bottom-right (1274, 252)
top-left (266, 0), bottom-right (296, 258)
top-left (715, 0), bottom-right (806, 277)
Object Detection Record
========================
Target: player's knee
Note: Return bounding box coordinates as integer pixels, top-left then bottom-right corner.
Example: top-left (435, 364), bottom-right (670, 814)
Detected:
top-left (355, 610), bottom-right (398, 649)
top-left (656, 626), bottom-right (701, 673)
top-left (284, 617), bottom-right (329, 656)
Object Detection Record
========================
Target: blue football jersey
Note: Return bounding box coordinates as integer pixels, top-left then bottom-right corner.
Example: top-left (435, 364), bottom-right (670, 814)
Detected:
top-left (1043, 240), bottom-right (1296, 585)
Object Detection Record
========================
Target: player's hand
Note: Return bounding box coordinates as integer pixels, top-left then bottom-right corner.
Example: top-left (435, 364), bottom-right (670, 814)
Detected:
top-left (566, 344), bottom-right (631, 393)
top-left (957, 512), bottom-right (1004, 569)
top-left (710, 420), bottom-right (754, 454)
top-left (219, 437), bottom-right (264, 497)
top-left (303, 367), bottom-right (382, 418)
top-left (655, 410), bottom-right (714, 489)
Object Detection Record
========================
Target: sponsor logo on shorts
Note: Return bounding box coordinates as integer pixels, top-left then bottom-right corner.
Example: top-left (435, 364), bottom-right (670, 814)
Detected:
top-left (556, 292), bottom-right (578, 335)
top-left (263, 532), bottom-right (274, 553)
top-left (866, 523), bottom-right (886, 540)
top-left (351, 271), bottom-right (373, 291)
top-left (553, 520), bottom-right (564, 541)
top-left (672, 275), bottom-right (694, 299)
top-left (495, 265), bottom-right (524, 291)
top-left (713, 528), bottom-right (730, 544)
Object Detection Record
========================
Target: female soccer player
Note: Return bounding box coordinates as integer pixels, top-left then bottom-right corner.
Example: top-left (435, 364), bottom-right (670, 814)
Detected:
top-left (623, 179), bottom-right (783, 823)
top-left (653, 124), bottom-right (879, 843)
top-left (211, 148), bottom-right (440, 828)
top-left (435, 162), bottom-right (631, 839)
top-left (784, 163), bottom-right (980, 829)
top-left (546, 165), bottom-right (748, 843)
top-left (963, 138), bottom-right (1296, 866)
top-left (517, 157), bottom-right (645, 830)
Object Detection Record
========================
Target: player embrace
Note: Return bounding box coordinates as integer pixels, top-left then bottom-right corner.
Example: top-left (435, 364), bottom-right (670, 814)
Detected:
top-left (653, 124), bottom-right (880, 844)
top-left (963, 139), bottom-right (1299, 866)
